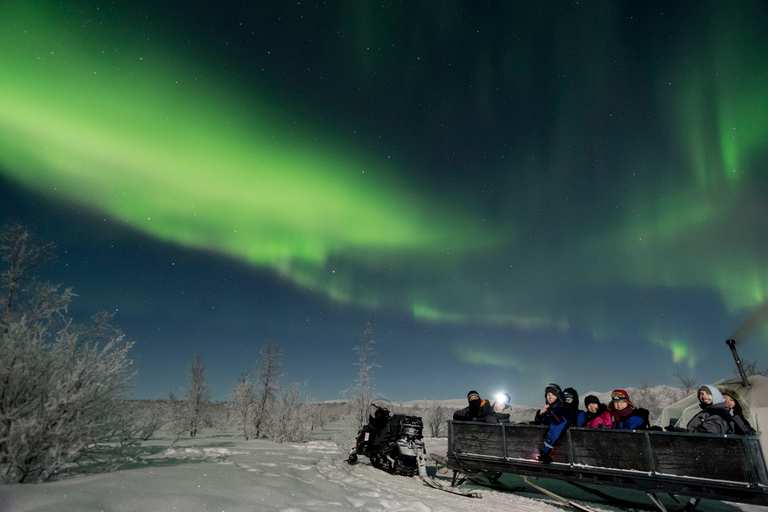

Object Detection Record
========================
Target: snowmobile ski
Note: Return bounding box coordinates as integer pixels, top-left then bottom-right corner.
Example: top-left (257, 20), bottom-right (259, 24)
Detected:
top-left (521, 476), bottom-right (602, 512)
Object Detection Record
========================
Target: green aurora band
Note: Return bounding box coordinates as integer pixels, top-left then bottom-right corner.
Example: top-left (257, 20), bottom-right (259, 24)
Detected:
top-left (1, 2), bottom-right (767, 369)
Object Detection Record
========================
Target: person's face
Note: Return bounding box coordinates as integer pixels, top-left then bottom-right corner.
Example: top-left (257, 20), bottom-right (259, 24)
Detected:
top-left (699, 389), bottom-right (713, 405)
top-left (587, 403), bottom-right (599, 413)
top-left (546, 392), bottom-right (557, 404)
top-left (468, 394), bottom-right (480, 403)
top-left (723, 395), bottom-right (736, 410)
top-left (613, 399), bottom-right (628, 410)
top-left (565, 397), bottom-right (573, 404)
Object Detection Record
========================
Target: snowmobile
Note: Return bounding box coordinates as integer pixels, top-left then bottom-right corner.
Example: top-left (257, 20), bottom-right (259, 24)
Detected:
top-left (346, 401), bottom-right (426, 477)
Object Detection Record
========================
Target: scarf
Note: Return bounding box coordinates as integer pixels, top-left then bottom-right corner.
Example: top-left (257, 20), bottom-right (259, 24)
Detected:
top-left (611, 405), bottom-right (634, 427)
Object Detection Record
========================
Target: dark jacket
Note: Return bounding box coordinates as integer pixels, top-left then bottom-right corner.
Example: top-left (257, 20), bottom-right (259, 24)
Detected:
top-left (534, 391), bottom-right (573, 454)
top-left (719, 386), bottom-right (757, 436)
top-left (687, 403), bottom-right (734, 434)
top-left (563, 387), bottom-right (582, 425)
top-left (686, 385), bottom-right (734, 434)
top-left (453, 398), bottom-right (498, 423)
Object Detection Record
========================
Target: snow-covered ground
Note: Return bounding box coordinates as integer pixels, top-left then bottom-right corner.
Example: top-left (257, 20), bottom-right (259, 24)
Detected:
top-left (1, 426), bottom-right (766, 512)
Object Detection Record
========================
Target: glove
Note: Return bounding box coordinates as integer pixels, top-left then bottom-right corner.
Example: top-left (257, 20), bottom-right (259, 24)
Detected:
top-left (537, 449), bottom-right (552, 464)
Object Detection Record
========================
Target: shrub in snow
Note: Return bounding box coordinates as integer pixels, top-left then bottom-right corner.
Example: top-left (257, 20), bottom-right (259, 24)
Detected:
top-left (0, 226), bottom-right (138, 482)
top-left (263, 381), bottom-right (312, 443)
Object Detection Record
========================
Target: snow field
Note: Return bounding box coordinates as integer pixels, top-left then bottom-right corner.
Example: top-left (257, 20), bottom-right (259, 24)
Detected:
top-left (0, 430), bottom-right (765, 512)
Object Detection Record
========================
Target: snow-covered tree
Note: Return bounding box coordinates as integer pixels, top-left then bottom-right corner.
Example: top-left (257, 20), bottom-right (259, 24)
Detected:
top-left (346, 318), bottom-right (378, 429)
top-left (183, 353), bottom-right (212, 437)
top-left (229, 374), bottom-right (256, 440)
top-left (0, 225), bottom-right (137, 482)
top-left (264, 381), bottom-right (312, 443)
top-left (254, 342), bottom-right (283, 439)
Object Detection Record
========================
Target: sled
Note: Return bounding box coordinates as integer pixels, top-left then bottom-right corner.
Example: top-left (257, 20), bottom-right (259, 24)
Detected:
top-left (443, 421), bottom-right (768, 511)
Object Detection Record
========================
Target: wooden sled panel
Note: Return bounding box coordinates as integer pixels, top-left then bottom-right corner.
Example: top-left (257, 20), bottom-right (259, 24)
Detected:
top-left (446, 421), bottom-right (768, 506)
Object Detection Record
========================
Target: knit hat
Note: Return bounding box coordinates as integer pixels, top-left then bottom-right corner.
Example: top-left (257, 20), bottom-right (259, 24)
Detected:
top-left (545, 383), bottom-right (562, 398)
top-left (467, 390), bottom-right (480, 400)
top-left (610, 389), bottom-right (634, 406)
top-left (584, 395), bottom-right (600, 407)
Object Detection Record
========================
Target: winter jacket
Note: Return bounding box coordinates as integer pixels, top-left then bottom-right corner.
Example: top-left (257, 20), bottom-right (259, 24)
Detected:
top-left (534, 394), bottom-right (573, 454)
top-left (686, 403), bottom-right (734, 434)
top-left (686, 385), bottom-right (734, 434)
top-left (733, 415), bottom-right (756, 436)
top-left (453, 398), bottom-right (498, 423)
top-left (563, 388), bottom-right (582, 426)
top-left (577, 404), bottom-right (613, 428)
top-left (492, 404), bottom-right (512, 423)
top-left (718, 385), bottom-right (757, 436)
top-left (610, 406), bottom-right (650, 430)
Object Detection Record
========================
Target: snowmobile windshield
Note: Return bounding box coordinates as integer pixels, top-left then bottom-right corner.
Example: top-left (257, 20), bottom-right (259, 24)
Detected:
top-left (367, 398), bottom-right (394, 418)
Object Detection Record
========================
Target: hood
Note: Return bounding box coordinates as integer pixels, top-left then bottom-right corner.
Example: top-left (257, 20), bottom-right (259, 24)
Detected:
top-left (699, 384), bottom-right (724, 405)
top-left (718, 385), bottom-right (751, 419)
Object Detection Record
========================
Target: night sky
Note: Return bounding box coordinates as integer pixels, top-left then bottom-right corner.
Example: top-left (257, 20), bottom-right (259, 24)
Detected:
top-left (1, 1), bottom-right (767, 406)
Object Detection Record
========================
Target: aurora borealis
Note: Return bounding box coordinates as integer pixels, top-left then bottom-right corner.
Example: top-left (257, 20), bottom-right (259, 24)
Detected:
top-left (1, 1), bottom-right (767, 405)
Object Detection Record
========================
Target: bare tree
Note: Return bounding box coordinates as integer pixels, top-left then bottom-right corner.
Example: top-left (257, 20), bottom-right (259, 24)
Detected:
top-left (0, 226), bottom-right (137, 482)
top-left (425, 400), bottom-right (448, 438)
top-left (1, 224), bottom-right (56, 330)
top-left (736, 360), bottom-right (768, 377)
top-left (307, 400), bottom-right (328, 432)
top-left (183, 353), bottom-right (212, 437)
top-left (229, 374), bottom-right (256, 440)
top-left (254, 342), bottom-right (283, 439)
top-left (673, 370), bottom-right (698, 401)
top-left (346, 317), bottom-right (379, 429)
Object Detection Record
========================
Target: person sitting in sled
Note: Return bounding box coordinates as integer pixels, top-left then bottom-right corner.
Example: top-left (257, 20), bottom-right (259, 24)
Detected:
top-left (533, 383), bottom-right (573, 463)
top-left (563, 387), bottom-right (582, 425)
top-left (685, 385), bottom-right (734, 434)
top-left (720, 386), bottom-right (756, 436)
top-left (607, 389), bottom-right (650, 430)
top-left (491, 392), bottom-right (512, 423)
top-left (577, 395), bottom-right (613, 428)
top-left (453, 390), bottom-right (498, 423)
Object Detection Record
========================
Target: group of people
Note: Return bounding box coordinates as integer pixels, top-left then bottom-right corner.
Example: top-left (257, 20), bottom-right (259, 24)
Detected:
top-left (453, 383), bottom-right (756, 464)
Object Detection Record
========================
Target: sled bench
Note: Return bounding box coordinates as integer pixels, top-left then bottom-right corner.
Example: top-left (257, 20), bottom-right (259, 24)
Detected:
top-left (445, 421), bottom-right (768, 508)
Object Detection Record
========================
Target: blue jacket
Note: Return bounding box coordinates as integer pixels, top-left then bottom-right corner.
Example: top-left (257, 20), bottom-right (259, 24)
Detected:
top-left (612, 407), bottom-right (650, 430)
top-left (534, 398), bottom-right (573, 453)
